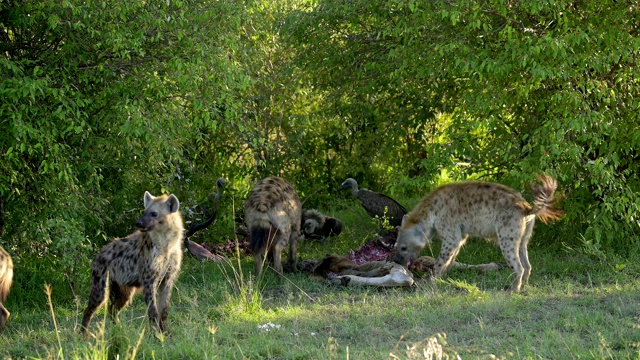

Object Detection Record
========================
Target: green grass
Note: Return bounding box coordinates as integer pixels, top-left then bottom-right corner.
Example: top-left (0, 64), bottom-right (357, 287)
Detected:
top-left (1, 204), bottom-right (640, 359)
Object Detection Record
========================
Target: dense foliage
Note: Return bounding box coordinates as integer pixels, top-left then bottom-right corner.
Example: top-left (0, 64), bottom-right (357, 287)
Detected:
top-left (0, 0), bottom-right (248, 293)
top-left (1, 0), bottom-right (638, 297)
top-left (280, 0), bottom-right (640, 250)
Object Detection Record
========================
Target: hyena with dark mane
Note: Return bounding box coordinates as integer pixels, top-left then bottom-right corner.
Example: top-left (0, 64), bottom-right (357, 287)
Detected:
top-left (0, 246), bottom-right (13, 334)
top-left (81, 191), bottom-right (184, 335)
top-left (394, 174), bottom-right (563, 293)
top-left (244, 176), bottom-right (301, 277)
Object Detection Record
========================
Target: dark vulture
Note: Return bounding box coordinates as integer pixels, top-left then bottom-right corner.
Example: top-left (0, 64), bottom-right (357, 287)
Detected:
top-left (339, 178), bottom-right (407, 227)
top-left (301, 209), bottom-right (343, 240)
top-left (184, 177), bottom-right (227, 261)
top-left (185, 177), bottom-right (226, 238)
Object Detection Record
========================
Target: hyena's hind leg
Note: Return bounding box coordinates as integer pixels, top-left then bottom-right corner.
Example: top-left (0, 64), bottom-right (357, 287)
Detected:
top-left (288, 227), bottom-right (299, 270)
top-left (251, 227), bottom-right (275, 278)
top-left (272, 229), bottom-right (289, 276)
top-left (518, 217), bottom-right (536, 286)
top-left (81, 277), bottom-right (108, 334)
top-left (497, 217), bottom-right (527, 293)
top-left (109, 284), bottom-right (136, 321)
top-left (0, 303), bottom-right (9, 334)
top-left (253, 244), bottom-right (267, 278)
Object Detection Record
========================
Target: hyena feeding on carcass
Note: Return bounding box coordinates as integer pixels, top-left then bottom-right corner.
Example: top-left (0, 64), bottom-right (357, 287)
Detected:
top-left (0, 246), bottom-right (13, 334)
top-left (244, 176), bottom-right (301, 277)
top-left (394, 174), bottom-right (563, 293)
top-left (81, 192), bottom-right (184, 335)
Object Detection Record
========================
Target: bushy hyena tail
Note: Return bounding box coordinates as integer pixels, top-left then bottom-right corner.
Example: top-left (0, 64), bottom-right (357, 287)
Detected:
top-left (248, 213), bottom-right (276, 252)
top-left (530, 174), bottom-right (564, 224)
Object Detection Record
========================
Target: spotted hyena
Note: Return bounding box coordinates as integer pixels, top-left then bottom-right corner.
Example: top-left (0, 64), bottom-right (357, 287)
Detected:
top-left (81, 191), bottom-right (184, 335)
top-left (0, 246), bottom-right (13, 334)
top-left (394, 174), bottom-right (563, 292)
top-left (244, 176), bottom-right (301, 277)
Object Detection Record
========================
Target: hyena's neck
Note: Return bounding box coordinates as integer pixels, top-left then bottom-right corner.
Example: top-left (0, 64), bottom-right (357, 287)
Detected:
top-left (406, 206), bottom-right (429, 226)
top-left (405, 200), bottom-right (436, 227)
top-left (149, 215), bottom-right (184, 249)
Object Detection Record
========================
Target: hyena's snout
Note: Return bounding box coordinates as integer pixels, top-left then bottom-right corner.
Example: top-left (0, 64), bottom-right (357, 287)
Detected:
top-left (392, 252), bottom-right (410, 266)
top-left (135, 213), bottom-right (158, 232)
top-left (392, 246), bottom-right (419, 267)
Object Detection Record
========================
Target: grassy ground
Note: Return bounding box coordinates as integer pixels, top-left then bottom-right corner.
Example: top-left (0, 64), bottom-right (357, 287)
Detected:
top-left (1, 203), bottom-right (639, 359)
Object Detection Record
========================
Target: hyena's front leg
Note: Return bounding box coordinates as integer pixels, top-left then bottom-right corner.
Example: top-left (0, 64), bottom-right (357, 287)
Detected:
top-left (434, 234), bottom-right (468, 278)
top-left (157, 284), bottom-right (171, 332)
top-left (142, 277), bottom-right (161, 332)
top-left (156, 268), bottom-right (179, 332)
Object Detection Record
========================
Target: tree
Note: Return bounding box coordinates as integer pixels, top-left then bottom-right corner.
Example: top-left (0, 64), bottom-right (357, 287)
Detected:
top-left (0, 0), bottom-right (246, 297)
top-left (281, 0), bottom-right (640, 251)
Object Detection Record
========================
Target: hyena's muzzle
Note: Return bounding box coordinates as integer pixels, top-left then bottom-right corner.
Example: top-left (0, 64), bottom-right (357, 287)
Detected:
top-left (392, 252), bottom-right (409, 266)
top-left (136, 212), bottom-right (160, 232)
top-left (392, 251), bottom-right (419, 268)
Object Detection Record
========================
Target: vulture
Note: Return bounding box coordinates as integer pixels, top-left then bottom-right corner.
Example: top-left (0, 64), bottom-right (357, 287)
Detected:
top-left (184, 177), bottom-right (227, 261)
top-left (185, 177), bottom-right (226, 237)
top-left (339, 178), bottom-right (407, 227)
top-left (301, 209), bottom-right (343, 240)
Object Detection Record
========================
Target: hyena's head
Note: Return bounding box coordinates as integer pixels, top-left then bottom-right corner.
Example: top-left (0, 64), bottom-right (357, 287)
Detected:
top-left (136, 191), bottom-right (180, 232)
top-left (393, 215), bottom-right (428, 266)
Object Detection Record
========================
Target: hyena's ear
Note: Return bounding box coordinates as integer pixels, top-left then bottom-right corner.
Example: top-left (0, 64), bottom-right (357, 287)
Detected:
top-left (143, 191), bottom-right (155, 208)
top-left (400, 214), bottom-right (408, 227)
top-left (166, 194), bottom-right (180, 213)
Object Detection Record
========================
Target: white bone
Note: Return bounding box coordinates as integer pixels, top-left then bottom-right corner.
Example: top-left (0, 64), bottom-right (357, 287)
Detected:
top-left (333, 263), bottom-right (414, 287)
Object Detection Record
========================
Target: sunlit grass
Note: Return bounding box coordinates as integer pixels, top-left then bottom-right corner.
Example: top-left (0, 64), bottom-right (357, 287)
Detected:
top-left (1, 204), bottom-right (640, 359)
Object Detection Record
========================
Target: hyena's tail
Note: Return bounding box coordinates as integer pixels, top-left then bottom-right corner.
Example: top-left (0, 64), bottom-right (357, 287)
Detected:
top-left (530, 174), bottom-right (564, 224)
top-left (247, 212), bottom-right (277, 253)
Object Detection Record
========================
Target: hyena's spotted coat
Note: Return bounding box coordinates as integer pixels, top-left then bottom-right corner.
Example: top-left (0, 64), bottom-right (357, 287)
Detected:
top-left (0, 246), bottom-right (13, 334)
top-left (394, 174), bottom-right (563, 292)
top-left (81, 192), bottom-right (184, 335)
top-left (244, 176), bottom-right (301, 277)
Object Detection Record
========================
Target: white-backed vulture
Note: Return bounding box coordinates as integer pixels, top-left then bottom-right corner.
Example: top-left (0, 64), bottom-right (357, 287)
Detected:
top-left (339, 178), bottom-right (407, 227)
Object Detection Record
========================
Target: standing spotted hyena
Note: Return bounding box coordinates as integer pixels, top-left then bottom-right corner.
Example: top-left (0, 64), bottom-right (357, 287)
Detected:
top-left (81, 191), bottom-right (184, 335)
top-left (394, 174), bottom-right (563, 293)
top-left (0, 246), bottom-right (13, 334)
top-left (244, 176), bottom-right (301, 277)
